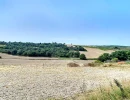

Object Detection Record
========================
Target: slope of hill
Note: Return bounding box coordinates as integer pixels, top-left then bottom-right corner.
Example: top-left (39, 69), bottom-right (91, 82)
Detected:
top-left (0, 42), bottom-right (86, 58)
top-left (80, 47), bottom-right (114, 58)
top-left (0, 47), bottom-right (114, 60)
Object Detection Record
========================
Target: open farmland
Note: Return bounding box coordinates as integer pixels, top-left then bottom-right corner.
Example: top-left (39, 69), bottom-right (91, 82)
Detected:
top-left (0, 53), bottom-right (130, 99)
top-left (80, 47), bottom-right (114, 58)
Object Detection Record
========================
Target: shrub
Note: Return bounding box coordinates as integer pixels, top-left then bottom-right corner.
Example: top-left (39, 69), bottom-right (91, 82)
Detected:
top-left (87, 61), bottom-right (103, 67)
top-left (67, 63), bottom-right (80, 67)
top-left (99, 50), bottom-right (130, 62)
top-left (95, 60), bottom-right (103, 64)
top-left (111, 58), bottom-right (118, 62)
top-left (80, 54), bottom-right (87, 60)
top-left (0, 56), bottom-right (1, 59)
top-left (98, 53), bottom-right (110, 62)
top-left (110, 51), bottom-right (127, 61)
top-left (87, 62), bottom-right (95, 67)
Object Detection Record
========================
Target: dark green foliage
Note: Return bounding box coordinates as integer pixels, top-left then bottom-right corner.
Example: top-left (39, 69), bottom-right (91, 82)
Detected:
top-left (78, 46), bottom-right (87, 51)
top-left (69, 46), bottom-right (87, 51)
top-left (0, 41), bottom-right (85, 58)
top-left (74, 51), bottom-right (80, 58)
top-left (0, 56), bottom-right (1, 59)
top-left (110, 51), bottom-right (128, 61)
top-left (98, 53), bottom-right (110, 62)
top-left (127, 51), bottom-right (130, 60)
top-left (98, 50), bottom-right (130, 62)
top-left (80, 54), bottom-right (87, 60)
top-left (0, 41), bottom-right (7, 45)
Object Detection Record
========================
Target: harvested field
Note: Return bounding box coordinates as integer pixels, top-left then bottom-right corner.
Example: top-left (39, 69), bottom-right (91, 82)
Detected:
top-left (0, 53), bottom-right (130, 99)
top-left (80, 47), bottom-right (114, 58)
top-left (0, 53), bottom-right (58, 60)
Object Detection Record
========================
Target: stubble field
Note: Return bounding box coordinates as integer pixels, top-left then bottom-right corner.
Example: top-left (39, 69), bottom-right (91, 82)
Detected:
top-left (0, 53), bottom-right (130, 100)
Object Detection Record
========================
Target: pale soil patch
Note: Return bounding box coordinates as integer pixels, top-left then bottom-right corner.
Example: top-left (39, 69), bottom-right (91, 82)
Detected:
top-left (0, 59), bottom-right (130, 99)
top-left (80, 47), bottom-right (114, 58)
top-left (0, 53), bottom-right (58, 60)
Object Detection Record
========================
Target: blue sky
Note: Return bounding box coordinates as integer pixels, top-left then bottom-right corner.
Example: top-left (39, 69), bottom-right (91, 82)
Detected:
top-left (0, 0), bottom-right (130, 45)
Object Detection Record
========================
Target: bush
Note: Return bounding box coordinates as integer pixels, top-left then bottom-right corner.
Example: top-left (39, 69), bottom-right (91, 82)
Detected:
top-left (98, 53), bottom-right (110, 62)
top-left (67, 63), bottom-right (80, 67)
top-left (0, 56), bottom-right (1, 59)
top-left (80, 54), bottom-right (87, 60)
top-left (102, 63), bottom-right (113, 67)
top-left (95, 60), bottom-right (103, 64)
top-left (87, 62), bottom-right (95, 67)
top-left (87, 60), bottom-right (103, 67)
top-left (110, 51), bottom-right (127, 61)
top-left (99, 50), bottom-right (130, 62)
top-left (111, 58), bottom-right (118, 62)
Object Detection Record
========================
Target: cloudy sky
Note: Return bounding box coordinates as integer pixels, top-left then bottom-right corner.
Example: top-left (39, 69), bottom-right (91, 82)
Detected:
top-left (0, 0), bottom-right (130, 45)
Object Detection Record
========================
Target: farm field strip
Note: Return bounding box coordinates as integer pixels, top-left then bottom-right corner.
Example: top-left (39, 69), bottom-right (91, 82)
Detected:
top-left (0, 59), bottom-right (130, 99)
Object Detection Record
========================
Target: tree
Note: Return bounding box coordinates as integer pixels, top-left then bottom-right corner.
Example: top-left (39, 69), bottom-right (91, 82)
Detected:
top-left (98, 53), bottom-right (110, 62)
top-left (127, 51), bottom-right (130, 60)
top-left (17, 49), bottom-right (23, 55)
top-left (80, 54), bottom-right (87, 60)
top-left (74, 51), bottom-right (80, 58)
top-left (11, 49), bottom-right (17, 55)
top-left (0, 41), bottom-right (82, 58)
top-left (110, 51), bottom-right (127, 61)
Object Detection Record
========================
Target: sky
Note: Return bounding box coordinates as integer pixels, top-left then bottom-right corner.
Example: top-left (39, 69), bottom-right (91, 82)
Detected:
top-left (0, 0), bottom-right (130, 45)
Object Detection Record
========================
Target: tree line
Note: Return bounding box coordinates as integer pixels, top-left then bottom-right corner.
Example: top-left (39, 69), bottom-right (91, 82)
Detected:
top-left (98, 50), bottom-right (130, 62)
top-left (0, 41), bottom-right (87, 58)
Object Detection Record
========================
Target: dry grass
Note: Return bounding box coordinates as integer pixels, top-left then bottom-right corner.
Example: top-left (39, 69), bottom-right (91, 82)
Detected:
top-left (67, 80), bottom-right (130, 100)
top-left (80, 47), bottom-right (113, 58)
top-left (67, 63), bottom-right (80, 67)
top-left (50, 80), bottom-right (130, 100)
top-left (0, 53), bottom-right (58, 60)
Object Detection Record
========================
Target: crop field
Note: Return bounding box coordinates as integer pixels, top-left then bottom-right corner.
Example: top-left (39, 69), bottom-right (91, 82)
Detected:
top-left (80, 47), bottom-right (113, 58)
top-left (0, 53), bottom-right (130, 100)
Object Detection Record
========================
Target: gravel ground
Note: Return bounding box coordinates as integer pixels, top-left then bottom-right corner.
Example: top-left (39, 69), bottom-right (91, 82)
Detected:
top-left (0, 59), bottom-right (130, 100)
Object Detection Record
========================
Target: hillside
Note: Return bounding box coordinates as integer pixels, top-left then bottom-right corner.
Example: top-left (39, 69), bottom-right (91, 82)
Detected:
top-left (80, 47), bottom-right (114, 58)
top-left (0, 41), bottom-right (86, 58)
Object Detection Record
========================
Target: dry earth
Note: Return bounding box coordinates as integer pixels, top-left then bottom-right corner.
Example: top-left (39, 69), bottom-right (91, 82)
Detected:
top-left (0, 53), bottom-right (130, 100)
top-left (80, 47), bottom-right (113, 58)
top-left (0, 53), bottom-right (58, 60)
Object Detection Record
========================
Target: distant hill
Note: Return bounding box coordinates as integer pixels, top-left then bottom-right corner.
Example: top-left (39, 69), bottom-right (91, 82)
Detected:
top-left (84, 45), bottom-right (130, 51)
top-left (0, 41), bottom-right (86, 58)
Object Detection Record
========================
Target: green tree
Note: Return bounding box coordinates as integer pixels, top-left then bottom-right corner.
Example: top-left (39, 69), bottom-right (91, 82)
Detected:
top-left (11, 49), bottom-right (17, 55)
top-left (110, 51), bottom-right (127, 61)
top-left (17, 49), bottom-right (23, 55)
top-left (74, 51), bottom-right (80, 58)
top-left (98, 53), bottom-right (110, 62)
top-left (127, 51), bottom-right (130, 60)
top-left (80, 54), bottom-right (87, 60)
top-left (0, 41), bottom-right (82, 58)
